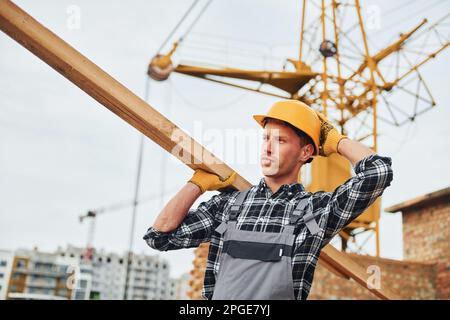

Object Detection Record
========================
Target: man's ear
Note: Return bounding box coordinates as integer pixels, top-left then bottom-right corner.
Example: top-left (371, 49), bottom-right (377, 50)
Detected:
top-left (299, 144), bottom-right (314, 162)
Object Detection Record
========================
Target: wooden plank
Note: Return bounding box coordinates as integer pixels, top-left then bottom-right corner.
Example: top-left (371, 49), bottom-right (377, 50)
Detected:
top-left (320, 245), bottom-right (402, 300)
top-left (317, 252), bottom-right (350, 280)
top-left (0, 0), bottom-right (401, 300)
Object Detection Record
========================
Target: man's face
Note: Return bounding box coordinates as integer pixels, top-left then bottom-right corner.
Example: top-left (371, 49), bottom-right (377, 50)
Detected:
top-left (260, 120), bottom-right (311, 177)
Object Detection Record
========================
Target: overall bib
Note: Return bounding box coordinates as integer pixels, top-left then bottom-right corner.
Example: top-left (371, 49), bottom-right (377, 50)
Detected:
top-left (211, 189), bottom-right (321, 300)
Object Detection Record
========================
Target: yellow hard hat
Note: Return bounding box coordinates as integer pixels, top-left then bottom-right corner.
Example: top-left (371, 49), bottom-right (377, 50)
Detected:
top-left (253, 100), bottom-right (320, 155)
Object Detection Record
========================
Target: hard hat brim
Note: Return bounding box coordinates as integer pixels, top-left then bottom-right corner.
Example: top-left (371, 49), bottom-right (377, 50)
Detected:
top-left (253, 115), bottom-right (267, 128)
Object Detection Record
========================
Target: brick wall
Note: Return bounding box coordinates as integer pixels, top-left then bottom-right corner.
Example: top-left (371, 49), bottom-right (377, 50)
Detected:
top-left (402, 199), bottom-right (449, 263)
top-left (309, 253), bottom-right (437, 299)
top-left (402, 198), bottom-right (450, 299)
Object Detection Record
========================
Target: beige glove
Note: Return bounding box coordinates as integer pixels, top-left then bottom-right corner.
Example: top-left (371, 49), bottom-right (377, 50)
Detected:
top-left (315, 111), bottom-right (347, 156)
top-left (188, 169), bottom-right (236, 193)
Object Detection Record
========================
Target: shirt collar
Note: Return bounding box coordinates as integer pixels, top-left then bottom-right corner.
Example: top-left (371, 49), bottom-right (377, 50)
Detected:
top-left (257, 177), bottom-right (305, 197)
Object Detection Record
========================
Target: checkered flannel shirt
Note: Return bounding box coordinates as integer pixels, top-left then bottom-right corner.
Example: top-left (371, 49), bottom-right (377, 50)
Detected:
top-left (144, 154), bottom-right (393, 300)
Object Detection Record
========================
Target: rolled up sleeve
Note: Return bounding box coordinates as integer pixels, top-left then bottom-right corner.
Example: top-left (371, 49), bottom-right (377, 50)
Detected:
top-left (143, 193), bottom-right (228, 251)
top-left (318, 154), bottom-right (393, 243)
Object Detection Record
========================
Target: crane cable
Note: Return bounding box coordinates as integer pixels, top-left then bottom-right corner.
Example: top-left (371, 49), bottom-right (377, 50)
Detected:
top-left (155, 0), bottom-right (214, 214)
top-left (169, 77), bottom-right (249, 111)
top-left (178, 0), bottom-right (213, 46)
top-left (156, 0), bottom-right (213, 55)
top-left (124, 77), bottom-right (149, 300)
top-left (156, 0), bottom-right (200, 54)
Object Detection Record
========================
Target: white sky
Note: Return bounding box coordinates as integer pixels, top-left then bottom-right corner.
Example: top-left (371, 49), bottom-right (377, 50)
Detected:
top-left (1, 0), bottom-right (449, 278)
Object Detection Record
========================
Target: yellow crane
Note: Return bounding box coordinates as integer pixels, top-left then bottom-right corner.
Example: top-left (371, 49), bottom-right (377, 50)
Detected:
top-left (148, 0), bottom-right (449, 255)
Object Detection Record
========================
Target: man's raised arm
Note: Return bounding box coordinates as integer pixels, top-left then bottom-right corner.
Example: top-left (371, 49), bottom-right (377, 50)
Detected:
top-left (312, 111), bottom-right (393, 243)
top-left (144, 169), bottom-right (235, 251)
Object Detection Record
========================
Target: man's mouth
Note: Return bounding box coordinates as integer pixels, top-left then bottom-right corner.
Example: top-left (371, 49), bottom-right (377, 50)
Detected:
top-left (261, 156), bottom-right (274, 165)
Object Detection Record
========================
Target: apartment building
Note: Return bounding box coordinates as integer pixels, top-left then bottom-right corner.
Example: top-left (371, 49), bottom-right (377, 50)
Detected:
top-left (167, 273), bottom-right (190, 300)
top-left (58, 245), bottom-right (171, 300)
top-left (0, 250), bottom-right (14, 299)
top-left (6, 248), bottom-right (80, 300)
top-left (124, 252), bottom-right (170, 300)
top-left (2, 245), bottom-right (176, 300)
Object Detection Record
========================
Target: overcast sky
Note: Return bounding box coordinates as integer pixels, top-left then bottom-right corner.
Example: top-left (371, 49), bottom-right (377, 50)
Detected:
top-left (1, 0), bottom-right (449, 278)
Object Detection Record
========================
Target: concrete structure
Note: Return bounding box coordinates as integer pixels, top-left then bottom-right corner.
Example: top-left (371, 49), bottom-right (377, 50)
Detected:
top-left (309, 186), bottom-right (450, 299)
top-left (0, 250), bottom-right (14, 300)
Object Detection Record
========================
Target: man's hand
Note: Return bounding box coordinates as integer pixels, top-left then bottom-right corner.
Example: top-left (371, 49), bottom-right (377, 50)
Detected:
top-left (188, 169), bottom-right (236, 194)
top-left (315, 111), bottom-right (347, 157)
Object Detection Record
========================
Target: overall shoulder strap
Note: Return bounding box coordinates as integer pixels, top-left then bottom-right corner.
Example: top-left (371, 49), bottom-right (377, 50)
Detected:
top-left (215, 188), bottom-right (252, 235)
top-left (289, 198), bottom-right (309, 225)
top-left (229, 188), bottom-right (251, 221)
top-left (289, 197), bottom-right (321, 235)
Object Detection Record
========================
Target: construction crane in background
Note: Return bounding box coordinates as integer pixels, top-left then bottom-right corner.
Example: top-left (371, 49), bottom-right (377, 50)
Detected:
top-left (78, 199), bottom-right (145, 263)
top-left (147, 0), bottom-right (449, 298)
top-left (79, 210), bottom-right (96, 262)
top-left (78, 191), bottom-right (175, 263)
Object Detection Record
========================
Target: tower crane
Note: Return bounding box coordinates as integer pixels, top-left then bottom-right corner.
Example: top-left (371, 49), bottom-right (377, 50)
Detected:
top-left (148, 0), bottom-right (449, 256)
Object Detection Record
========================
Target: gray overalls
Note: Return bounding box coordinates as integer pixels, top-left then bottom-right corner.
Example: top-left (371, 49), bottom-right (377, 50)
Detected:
top-left (211, 188), bottom-right (321, 300)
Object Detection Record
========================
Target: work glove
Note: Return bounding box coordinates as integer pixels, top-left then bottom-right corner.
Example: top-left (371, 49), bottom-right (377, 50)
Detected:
top-left (315, 111), bottom-right (347, 157)
top-left (188, 169), bottom-right (236, 194)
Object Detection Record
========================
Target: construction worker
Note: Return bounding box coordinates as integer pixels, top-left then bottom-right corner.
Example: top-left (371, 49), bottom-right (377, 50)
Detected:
top-left (144, 99), bottom-right (393, 300)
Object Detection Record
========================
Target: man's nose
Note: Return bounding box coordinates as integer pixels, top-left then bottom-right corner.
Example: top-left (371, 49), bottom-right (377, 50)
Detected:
top-left (265, 137), bottom-right (272, 155)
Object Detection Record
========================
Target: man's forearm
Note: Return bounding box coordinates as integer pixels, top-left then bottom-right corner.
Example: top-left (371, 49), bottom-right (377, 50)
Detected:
top-left (152, 182), bottom-right (202, 232)
top-left (337, 138), bottom-right (376, 166)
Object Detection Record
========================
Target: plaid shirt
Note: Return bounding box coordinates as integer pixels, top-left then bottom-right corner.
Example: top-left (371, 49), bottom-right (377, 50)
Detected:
top-left (144, 154), bottom-right (393, 300)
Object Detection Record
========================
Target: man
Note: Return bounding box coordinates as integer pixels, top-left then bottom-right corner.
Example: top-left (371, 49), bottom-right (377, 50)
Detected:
top-left (144, 100), bottom-right (393, 300)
